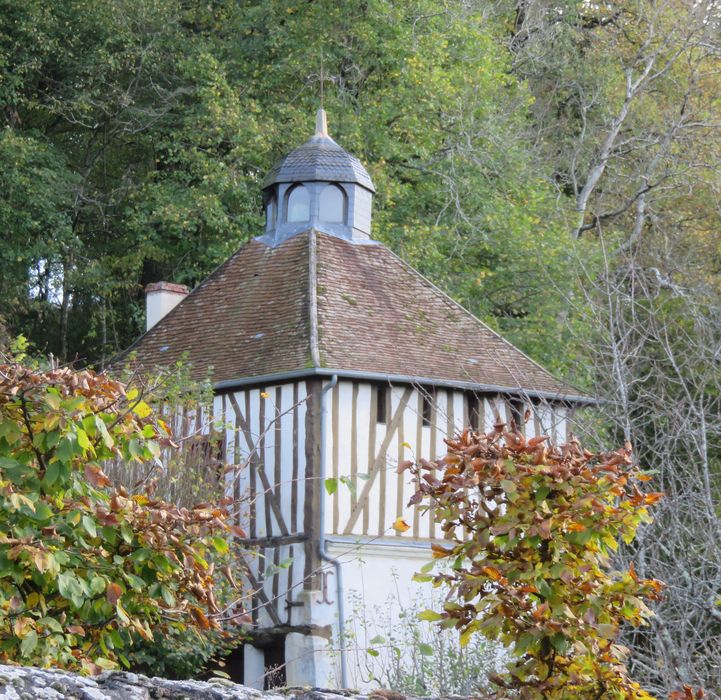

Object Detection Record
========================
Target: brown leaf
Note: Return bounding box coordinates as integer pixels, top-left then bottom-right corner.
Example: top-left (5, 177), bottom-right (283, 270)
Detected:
top-left (220, 565), bottom-right (237, 588)
top-left (232, 612), bottom-right (253, 625)
top-left (189, 606), bottom-right (211, 629)
top-left (538, 519), bottom-right (552, 539)
top-left (84, 464), bottom-right (111, 489)
top-left (106, 582), bottom-right (123, 606)
top-left (396, 459), bottom-right (413, 474)
top-left (229, 525), bottom-right (247, 539)
top-left (488, 673), bottom-right (509, 689)
top-left (431, 543), bottom-right (453, 559)
top-left (407, 491), bottom-right (423, 506)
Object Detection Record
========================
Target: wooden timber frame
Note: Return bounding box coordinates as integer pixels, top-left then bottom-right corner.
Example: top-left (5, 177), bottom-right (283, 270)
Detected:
top-left (216, 376), bottom-right (573, 629)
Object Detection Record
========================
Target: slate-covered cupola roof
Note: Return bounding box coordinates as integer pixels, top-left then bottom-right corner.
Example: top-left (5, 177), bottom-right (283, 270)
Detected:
top-left (263, 111), bottom-right (374, 192)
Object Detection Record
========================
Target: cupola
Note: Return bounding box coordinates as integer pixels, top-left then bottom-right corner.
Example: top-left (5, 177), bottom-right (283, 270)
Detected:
top-left (259, 109), bottom-right (375, 246)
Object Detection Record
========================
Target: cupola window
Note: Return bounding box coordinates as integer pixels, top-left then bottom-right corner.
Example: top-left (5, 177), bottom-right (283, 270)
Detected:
top-left (286, 185), bottom-right (310, 223)
top-left (319, 184), bottom-right (346, 224)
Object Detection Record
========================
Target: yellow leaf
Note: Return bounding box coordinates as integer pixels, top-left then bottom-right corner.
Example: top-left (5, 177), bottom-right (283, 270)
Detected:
top-left (460, 626), bottom-right (474, 647)
top-left (392, 517), bottom-right (410, 533)
top-left (132, 401), bottom-right (152, 418)
top-left (260, 391), bottom-right (270, 399)
top-left (45, 393), bottom-right (61, 410)
top-left (401, 441), bottom-right (412, 449)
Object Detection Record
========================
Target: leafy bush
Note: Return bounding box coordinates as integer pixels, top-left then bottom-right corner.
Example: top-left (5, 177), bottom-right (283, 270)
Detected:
top-left (407, 427), bottom-right (664, 699)
top-left (0, 361), bottom-right (245, 673)
top-left (125, 619), bottom-right (236, 680)
top-left (107, 358), bottom-right (224, 509)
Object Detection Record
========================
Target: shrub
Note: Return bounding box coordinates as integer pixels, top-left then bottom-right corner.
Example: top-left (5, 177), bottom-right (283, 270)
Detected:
top-left (0, 361), bottom-right (245, 673)
top-left (406, 426), bottom-right (664, 699)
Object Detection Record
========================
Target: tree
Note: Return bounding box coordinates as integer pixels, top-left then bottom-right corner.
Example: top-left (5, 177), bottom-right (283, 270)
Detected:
top-left (0, 358), bottom-right (245, 673)
top-left (407, 425), bottom-right (664, 699)
top-left (494, 2), bottom-right (721, 690)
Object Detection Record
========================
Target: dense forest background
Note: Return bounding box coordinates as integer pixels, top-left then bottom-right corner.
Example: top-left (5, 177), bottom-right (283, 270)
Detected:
top-left (1, 0), bottom-right (721, 695)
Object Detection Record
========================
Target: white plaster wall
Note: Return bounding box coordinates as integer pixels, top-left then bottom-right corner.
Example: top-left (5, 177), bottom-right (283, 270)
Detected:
top-left (218, 382), bottom-right (310, 631)
top-left (222, 383), bottom-right (308, 535)
top-left (326, 539), bottom-right (438, 692)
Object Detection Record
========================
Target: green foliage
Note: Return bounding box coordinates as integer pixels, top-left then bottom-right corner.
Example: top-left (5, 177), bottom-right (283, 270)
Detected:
top-left (126, 624), bottom-right (234, 680)
top-left (0, 360), bottom-right (243, 673)
top-left (125, 575), bottom-right (239, 680)
top-left (107, 357), bottom-right (224, 509)
top-left (408, 427), bottom-right (664, 699)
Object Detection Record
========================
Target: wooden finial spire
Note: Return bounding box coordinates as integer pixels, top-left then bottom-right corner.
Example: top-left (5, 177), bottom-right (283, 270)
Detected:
top-left (315, 107), bottom-right (328, 136)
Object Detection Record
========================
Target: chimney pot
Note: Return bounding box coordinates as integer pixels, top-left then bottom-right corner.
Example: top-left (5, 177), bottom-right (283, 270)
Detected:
top-left (145, 281), bottom-right (189, 331)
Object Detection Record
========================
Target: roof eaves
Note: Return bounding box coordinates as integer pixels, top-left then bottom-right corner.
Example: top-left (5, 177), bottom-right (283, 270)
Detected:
top-left (213, 367), bottom-right (599, 405)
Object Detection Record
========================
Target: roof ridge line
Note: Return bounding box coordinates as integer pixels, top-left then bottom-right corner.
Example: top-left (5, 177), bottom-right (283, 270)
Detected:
top-left (378, 242), bottom-right (584, 398)
top-left (308, 228), bottom-right (321, 367)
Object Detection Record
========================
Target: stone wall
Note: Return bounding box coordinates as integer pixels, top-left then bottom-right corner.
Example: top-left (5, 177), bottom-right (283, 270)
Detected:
top-left (0, 664), bottom-right (412, 700)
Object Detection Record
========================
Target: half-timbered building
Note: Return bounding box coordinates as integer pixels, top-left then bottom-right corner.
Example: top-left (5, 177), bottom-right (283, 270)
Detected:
top-left (124, 110), bottom-right (590, 690)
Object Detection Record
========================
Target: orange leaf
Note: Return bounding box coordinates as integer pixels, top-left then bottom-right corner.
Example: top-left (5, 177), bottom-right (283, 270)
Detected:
top-left (481, 565), bottom-right (503, 581)
top-left (629, 561), bottom-right (638, 582)
top-left (431, 544), bottom-right (453, 559)
top-left (527, 435), bottom-right (549, 448)
top-left (532, 602), bottom-right (549, 620)
top-left (392, 517), bottom-right (411, 533)
top-left (106, 582), bottom-right (122, 606)
top-left (229, 525), bottom-right (247, 539)
top-left (189, 606), bottom-right (211, 629)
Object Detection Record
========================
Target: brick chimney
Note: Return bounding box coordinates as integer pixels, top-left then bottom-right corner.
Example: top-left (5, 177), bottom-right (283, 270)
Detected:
top-left (145, 282), bottom-right (189, 332)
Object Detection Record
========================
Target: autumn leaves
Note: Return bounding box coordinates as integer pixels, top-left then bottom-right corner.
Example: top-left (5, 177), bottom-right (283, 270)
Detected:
top-left (407, 426), bottom-right (665, 699)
